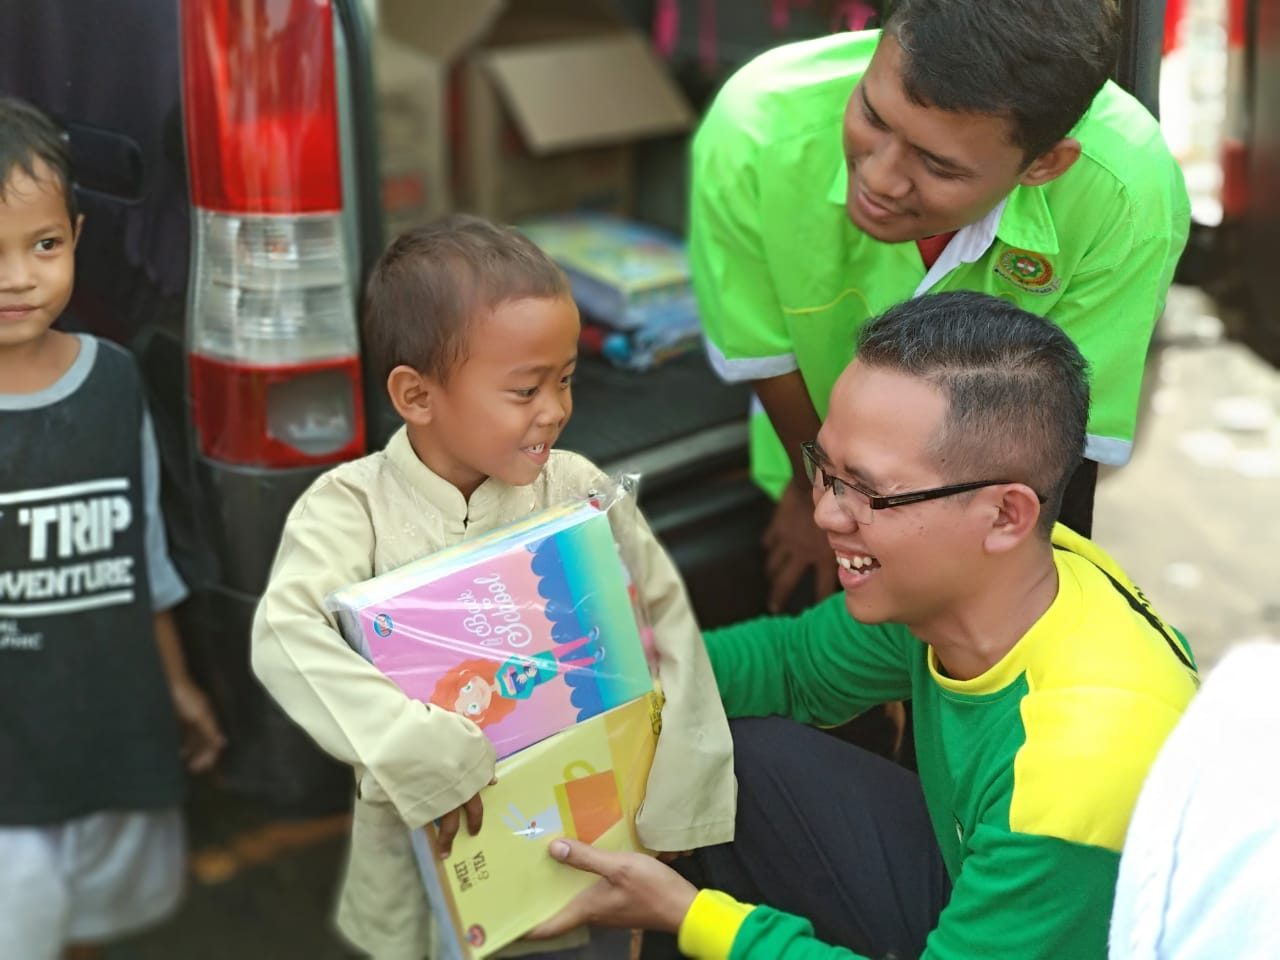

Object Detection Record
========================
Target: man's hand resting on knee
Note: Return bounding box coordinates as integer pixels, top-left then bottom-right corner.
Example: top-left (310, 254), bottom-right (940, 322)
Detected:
top-left (524, 838), bottom-right (698, 938)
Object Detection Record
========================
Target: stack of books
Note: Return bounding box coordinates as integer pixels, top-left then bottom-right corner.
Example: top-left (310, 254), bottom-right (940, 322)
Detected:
top-left (518, 213), bottom-right (704, 372)
top-left (328, 499), bottom-right (659, 959)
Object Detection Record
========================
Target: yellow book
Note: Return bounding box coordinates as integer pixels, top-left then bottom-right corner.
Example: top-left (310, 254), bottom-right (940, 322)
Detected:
top-left (413, 693), bottom-right (662, 959)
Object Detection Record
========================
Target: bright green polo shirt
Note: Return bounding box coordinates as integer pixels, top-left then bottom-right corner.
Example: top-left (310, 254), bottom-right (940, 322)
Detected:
top-left (689, 31), bottom-right (1191, 498)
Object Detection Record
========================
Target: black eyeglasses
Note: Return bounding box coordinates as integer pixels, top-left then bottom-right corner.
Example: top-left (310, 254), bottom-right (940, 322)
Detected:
top-left (800, 441), bottom-right (1043, 524)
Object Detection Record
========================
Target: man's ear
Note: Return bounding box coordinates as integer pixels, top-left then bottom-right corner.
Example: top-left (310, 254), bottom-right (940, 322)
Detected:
top-left (387, 364), bottom-right (434, 426)
top-left (1019, 138), bottom-right (1081, 188)
top-left (981, 483), bottom-right (1043, 555)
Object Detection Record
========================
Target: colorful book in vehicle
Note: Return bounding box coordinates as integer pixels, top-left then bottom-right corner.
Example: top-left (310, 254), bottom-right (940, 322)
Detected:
top-left (414, 693), bottom-right (662, 960)
top-left (518, 213), bottom-right (699, 333)
top-left (327, 501), bottom-right (654, 759)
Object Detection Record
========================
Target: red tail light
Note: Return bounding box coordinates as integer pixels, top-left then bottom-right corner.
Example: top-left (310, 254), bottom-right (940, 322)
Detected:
top-left (180, 0), bottom-right (365, 467)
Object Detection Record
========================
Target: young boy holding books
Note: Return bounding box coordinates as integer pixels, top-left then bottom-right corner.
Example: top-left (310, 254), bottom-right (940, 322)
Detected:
top-left (251, 214), bottom-right (736, 959)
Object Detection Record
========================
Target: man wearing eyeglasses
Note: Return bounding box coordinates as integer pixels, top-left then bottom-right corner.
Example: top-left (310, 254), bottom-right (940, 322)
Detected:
top-left (527, 292), bottom-right (1199, 960)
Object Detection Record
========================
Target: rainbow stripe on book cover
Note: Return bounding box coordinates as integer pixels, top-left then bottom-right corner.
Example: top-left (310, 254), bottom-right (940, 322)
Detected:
top-left (328, 502), bottom-right (653, 758)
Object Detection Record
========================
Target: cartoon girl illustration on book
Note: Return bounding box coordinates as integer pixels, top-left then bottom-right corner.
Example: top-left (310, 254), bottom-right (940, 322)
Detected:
top-left (428, 627), bottom-right (603, 728)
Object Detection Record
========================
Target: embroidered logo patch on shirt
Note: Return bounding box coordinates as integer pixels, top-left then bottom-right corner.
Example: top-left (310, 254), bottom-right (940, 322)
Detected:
top-left (994, 248), bottom-right (1060, 295)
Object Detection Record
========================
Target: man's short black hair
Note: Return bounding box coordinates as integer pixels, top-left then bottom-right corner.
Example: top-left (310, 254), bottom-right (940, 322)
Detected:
top-left (881, 0), bottom-right (1121, 162)
top-left (363, 214), bottom-right (572, 385)
top-left (856, 291), bottom-right (1090, 537)
top-left (0, 96), bottom-right (78, 223)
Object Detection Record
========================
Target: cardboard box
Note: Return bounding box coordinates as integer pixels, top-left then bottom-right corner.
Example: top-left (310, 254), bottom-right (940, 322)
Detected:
top-left (377, 0), bottom-right (693, 223)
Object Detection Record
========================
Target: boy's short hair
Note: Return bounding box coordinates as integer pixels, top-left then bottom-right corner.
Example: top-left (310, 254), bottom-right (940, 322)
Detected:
top-left (881, 0), bottom-right (1121, 162)
top-left (856, 291), bottom-right (1090, 537)
top-left (0, 95), bottom-right (78, 223)
top-left (363, 214), bottom-right (571, 384)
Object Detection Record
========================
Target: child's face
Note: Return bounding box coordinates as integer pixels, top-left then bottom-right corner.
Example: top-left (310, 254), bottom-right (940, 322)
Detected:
top-left (840, 36), bottom-right (1044, 244)
top-left (414, 295), bottom-right (579, 497)
top-left (0, 162), bottom-right (79, 351)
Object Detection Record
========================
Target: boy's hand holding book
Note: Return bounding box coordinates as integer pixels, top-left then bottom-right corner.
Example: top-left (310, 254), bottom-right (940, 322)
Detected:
top-left (436, 777), bottom-right (498, 859)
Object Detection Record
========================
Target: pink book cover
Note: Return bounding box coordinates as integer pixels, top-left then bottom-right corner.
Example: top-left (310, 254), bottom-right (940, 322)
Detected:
top-left (330, 505), bottom-right (653, 759)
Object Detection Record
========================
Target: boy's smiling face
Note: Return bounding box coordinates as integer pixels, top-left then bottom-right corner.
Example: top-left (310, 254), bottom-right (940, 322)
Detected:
top-left (405, 295), bottom-right (579, 498)
top-left (0, 160), bottom-right (80, 351)
top-left (841, 36), bottom-right (1072, 244)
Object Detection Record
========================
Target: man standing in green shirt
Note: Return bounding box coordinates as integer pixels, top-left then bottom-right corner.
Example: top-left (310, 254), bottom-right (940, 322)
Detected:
top-left (525, 292), bottom-right (1197, 960)
top-left (689, 0), bottom-right (1190, 611)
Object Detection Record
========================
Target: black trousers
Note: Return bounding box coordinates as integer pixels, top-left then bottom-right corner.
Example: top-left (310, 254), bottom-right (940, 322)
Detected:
top-left (644, 718), bottom-right (951, 960)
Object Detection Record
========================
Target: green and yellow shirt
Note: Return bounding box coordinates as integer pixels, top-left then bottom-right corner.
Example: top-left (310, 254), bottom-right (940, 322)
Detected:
top-left (689, 31), bottom-right (1191, 498)
top-left (687, 526), bottom-right (1198, 959)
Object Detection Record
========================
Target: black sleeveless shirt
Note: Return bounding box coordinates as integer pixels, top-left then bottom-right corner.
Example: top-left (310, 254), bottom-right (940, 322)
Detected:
top-left (0, 337), bottom-right (183, 823)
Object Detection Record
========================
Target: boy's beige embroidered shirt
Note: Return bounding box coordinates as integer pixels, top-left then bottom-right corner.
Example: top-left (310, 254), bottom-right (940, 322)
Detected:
top-left (251, 428), bottom-right (736, 958)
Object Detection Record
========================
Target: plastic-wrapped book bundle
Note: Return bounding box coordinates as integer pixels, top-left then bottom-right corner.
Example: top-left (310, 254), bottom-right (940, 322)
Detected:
top-left (326, 476), bottom-right (661, 959)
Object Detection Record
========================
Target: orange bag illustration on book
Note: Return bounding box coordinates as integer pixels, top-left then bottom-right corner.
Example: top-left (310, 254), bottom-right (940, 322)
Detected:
top-left (555, 761), bottom-right (623, 844)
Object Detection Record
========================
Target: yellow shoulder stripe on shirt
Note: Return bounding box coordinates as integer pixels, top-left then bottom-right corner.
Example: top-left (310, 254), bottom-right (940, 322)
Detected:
top-left (678, 889), bottom-right (756, 960)
top-left (1050, 524), bottom-right (1194, 671)
top-left (1008, 525), bottom-right (1198, 852)
top-left (1012, 684), bottom-right (1190, 852)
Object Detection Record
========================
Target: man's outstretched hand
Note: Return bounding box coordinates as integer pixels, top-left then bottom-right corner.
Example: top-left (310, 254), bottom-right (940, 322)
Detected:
top-left (525, 838), bottom-right (698, 939)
